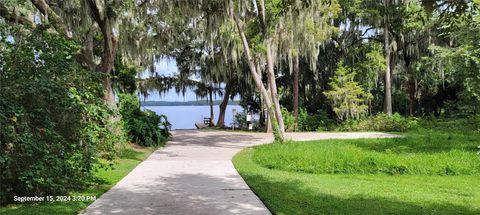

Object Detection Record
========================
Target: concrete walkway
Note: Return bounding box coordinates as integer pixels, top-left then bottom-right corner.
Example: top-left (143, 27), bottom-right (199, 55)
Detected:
top-left (81, 130), bottom-right (398, 215)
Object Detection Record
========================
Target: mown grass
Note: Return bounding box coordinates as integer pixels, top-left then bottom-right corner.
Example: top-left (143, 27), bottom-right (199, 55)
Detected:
top-left (0, 145), bottom-right (157, 215)
top-left (233, 119), bottom-right (480, 214)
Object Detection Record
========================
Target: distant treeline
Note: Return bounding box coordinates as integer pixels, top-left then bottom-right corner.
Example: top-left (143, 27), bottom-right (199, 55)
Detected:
top-left (141, 100), bottom-right (240, 106)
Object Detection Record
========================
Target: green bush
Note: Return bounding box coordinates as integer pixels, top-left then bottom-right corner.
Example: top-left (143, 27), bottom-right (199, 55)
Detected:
top-left (0, 28), bottom-right (121, 204)
top-left (298, 109), bottom-right (333, 131)
top-left (280, 107), bottom-right (295, 131)
top-left (233, 111), bottom-right (247, 129)
top-left (281, 107), bottom-right (333, 132)
top-left (338, 113), bottom-right (418, 132)
top-left (119, 94), bottom-right (171, 147)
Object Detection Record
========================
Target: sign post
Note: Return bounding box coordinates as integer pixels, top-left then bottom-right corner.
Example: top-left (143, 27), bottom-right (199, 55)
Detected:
top-left (232, 109), bottom-right (237, 130)
top-left (247, 112), bottom-right (252, 130)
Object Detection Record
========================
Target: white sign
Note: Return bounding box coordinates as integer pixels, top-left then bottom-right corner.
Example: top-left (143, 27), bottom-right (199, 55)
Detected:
top-left (246, 114), bottom-right (252, 122)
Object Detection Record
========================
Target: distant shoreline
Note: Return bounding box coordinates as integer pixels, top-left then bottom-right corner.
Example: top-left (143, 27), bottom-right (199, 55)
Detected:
top-left (141, 100), bottom-right (240, 106)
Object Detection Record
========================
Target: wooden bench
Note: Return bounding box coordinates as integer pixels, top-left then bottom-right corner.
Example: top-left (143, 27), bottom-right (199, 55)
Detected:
top-left (203, 117), bottom-right (211, 125)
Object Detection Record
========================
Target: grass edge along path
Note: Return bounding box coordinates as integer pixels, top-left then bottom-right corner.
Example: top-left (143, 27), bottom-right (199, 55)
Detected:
top-left (0, 144), bottom-right (158, 215)
top-left (233, 146), bottom-right (480, 215)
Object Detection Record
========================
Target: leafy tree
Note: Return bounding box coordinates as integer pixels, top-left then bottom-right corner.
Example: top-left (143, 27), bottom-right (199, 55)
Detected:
top-left (0, 27), bottom-right (120, 204)
top-left (426, 5), bottom-right (480, 113)
top-left (231, 0), bottom-right (340, 141)
top-left (325, 62), bottom-right (372, 121)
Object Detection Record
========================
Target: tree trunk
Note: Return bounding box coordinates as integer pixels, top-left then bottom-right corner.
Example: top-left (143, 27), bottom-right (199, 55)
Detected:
top-left (27, 0), bottom-right (119, 123)
top-left (408, 80), bottom-right (415, 116)
top-left (102, 77), bottom-right (117, 109)
top-left (216, 82), bottom-right (232, 128)
top-left (293, 53), bottom-right (300, 131)
top-left (209, 88), bottom-right (215, 126)
top-left (232, 13), bottom-right (284, 142)
top-left (0, 3), bottom-right (35, 27)
top-left (30, 0), bottom-right (70, 37)
top-left (256, 63), bottom-right (273, 133)
top-left (257, 0), bottom-right (286, 140)
top-left (97, 20), bottom-right (118, 110)
top-left (266, 112), bottom-right (273, 133)
top-left (76, 30), bottom-right (96, 70)
top-left (383, 0), bottom-right (393, 115)
top-left (265, 41), bottom-right (286, 139)
top-left (405, 57), bottom-right (415, 116)
top-left (266, 88), bottom-right (273, 133)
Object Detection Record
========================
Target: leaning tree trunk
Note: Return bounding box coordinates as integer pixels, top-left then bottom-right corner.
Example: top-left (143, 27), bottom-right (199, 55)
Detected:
top-left (383, 0), bottom-right (393, 115)
top-left (256, 63), bottom-right (273, 133)
top-left (233, 13), bottom-right (285, 142)
top-left (265, 41), bottom-right (286, 139)
top-left (257, 0), bottom-right (286, 141)
top-left (216, 81), bottom-right (232, 127)
top-left (292, 53), bottom-right (300, 131)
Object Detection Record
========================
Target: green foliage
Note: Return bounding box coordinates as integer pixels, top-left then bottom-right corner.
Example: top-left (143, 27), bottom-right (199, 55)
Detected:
top-left (339, 113), bottom-right (418, 132)
top-left (281, 107), bottom-right (333, 132)
top-left (0, 28), bottom-right (121, 204)
top-left (280, 107), bottom-right (295, 131)
top-left (354, 42), bottom-right (386, 91)
top-left (250, 120), bottom-right (479, 176)
top-left (113, 57), bottom-right (138, 94)
top-left (233, 111), bottom-right (247, 129)
top-left (0, 144), bottom-right (157, 215)
top-left (324, 62), bottom-right (372, 121)
top-left (119, 94), bottom-right (171, 147)
top-left (298, 109), bottom-right (333, 132)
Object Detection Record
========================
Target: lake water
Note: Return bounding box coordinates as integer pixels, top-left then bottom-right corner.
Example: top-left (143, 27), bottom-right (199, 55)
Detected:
top-left (143, 105), bottom-right (244, 129)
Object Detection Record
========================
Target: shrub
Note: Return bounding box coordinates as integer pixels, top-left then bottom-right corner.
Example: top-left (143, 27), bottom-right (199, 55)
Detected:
top-left (280, 108), bottom-right (333, 132)
top-left (233, 111), bottom-right (248, 129)
top-left (119, 94), bottom-right (171, 147)
top-left (0, 28), bottom-right (120, 204)
top-left (280, 107), bottom-right (295, 131)
top-left (298, 109), bottom-right (333, 131)
top-left (338, 113), bottom-right (418, 132)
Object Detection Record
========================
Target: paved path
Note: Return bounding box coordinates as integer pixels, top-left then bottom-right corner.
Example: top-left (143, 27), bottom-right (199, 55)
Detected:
top-left (81, 130), bottom-right (398, 215)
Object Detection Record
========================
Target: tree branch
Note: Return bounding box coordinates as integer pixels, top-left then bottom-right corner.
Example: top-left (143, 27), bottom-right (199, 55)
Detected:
top-left (86, 0), bottom-right (104, 25)
top-left (255, 0), bottom-right (267, 36)
top-left (138, 0), bottom-right (150, 7)
top-left (30, 0), bottom-right (70, 38)
top-left (0, 3), bottom-right (35, 27)
top-left (360, 27), bottom-right (375, 37)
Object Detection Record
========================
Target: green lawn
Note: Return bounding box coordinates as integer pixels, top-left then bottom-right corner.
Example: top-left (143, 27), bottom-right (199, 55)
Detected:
top-left (0, 145), bottom-right (157, 215)
top-left (233, 122), bottom-right (480, 215)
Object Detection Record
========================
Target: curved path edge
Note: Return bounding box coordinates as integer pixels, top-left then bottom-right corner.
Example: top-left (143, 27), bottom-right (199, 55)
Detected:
top-left (80, 131), bottom-right (399, 215)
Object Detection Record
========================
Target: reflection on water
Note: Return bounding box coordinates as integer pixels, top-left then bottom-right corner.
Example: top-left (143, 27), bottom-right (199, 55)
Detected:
top-left (142, 105), bottom-right (244, 129)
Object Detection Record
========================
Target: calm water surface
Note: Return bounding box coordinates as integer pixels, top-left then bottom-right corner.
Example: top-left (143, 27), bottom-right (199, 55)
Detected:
top-left (143, 105), bottom-right (243, 129)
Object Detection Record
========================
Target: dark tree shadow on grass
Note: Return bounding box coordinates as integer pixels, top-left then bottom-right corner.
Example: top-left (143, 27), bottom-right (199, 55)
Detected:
top-left (241, 173), bottom-right (479, 215)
